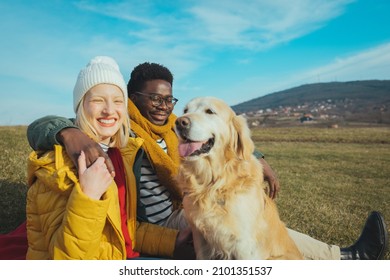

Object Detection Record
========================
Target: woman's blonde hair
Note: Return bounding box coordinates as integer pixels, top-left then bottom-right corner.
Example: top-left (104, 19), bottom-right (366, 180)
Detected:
top-left (75, 94), bottom-right (130, 148)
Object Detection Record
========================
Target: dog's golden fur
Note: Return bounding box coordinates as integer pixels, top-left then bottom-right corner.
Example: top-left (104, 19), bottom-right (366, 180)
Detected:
top-left (175, 97), bottom-right (303, 260)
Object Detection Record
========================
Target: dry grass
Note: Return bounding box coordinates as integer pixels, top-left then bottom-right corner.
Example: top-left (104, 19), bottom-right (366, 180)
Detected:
top-left (0, 125), bottom-right (389, 259)
top-left (253, 126), bottom-right (390, 260)
top-left (0, 126), bottom-right (30, 234)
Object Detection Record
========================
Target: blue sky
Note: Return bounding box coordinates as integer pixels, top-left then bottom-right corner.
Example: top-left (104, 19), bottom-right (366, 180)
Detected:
top-left (1, 0), bottom-right (390, 125)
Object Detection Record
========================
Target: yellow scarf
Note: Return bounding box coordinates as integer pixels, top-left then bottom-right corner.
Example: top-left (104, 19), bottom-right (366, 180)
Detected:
top-left (127, 100), bottom-right (182, 203)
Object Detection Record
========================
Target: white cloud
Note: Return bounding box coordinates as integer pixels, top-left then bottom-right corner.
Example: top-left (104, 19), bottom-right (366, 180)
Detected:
top-left (226, 42), bottom-right (390, 106)
top-left (74, 0), bottom-right (156, 25)
top-left (69, 0), bottom-right (358, 82)
top-left (285, 42), bottom-right (390, 87)
top-left (75, 0), bottom-right (355, 50)
top-left (187, 0), bottom-right (355, 49)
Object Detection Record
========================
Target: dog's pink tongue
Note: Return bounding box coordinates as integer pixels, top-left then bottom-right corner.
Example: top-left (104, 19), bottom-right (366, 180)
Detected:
top-left (178, 142), bottom-right (203, 157)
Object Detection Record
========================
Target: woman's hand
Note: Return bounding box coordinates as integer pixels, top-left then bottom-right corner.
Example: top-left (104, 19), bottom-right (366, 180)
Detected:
top-left (78, 151), bottom-right (113, 200)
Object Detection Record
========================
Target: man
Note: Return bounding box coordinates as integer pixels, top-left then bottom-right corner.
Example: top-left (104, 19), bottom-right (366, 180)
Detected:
top-left (27, 62), bottom-right (388, 260)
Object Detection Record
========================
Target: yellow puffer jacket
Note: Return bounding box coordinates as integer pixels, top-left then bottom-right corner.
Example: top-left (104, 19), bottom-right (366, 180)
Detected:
top-left (26, 137), bottom-right (178, 260)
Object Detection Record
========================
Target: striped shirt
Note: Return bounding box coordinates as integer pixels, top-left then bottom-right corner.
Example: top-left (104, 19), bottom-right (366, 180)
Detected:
top-left (138, 139), bottom-right (173, 225)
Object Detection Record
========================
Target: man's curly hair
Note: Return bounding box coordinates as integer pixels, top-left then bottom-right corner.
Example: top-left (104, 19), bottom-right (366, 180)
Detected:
top-left (127, 62), bottom-right (173, 98)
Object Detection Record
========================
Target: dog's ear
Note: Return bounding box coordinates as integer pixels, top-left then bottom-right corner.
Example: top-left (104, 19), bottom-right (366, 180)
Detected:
top-left (231, 115), bottom-right (254, 160)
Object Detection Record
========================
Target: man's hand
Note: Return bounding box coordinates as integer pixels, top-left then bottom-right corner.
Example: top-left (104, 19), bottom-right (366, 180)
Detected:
top-left (259, 158), bottom-right (280, 199)
top-left (57, 128), bottom-right (115, 176)
top-left (173, 227), bottom-right (196, 259)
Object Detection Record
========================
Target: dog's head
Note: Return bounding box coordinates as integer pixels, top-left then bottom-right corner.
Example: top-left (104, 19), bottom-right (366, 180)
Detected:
top-left (175, 97), bottom-right (254, 162)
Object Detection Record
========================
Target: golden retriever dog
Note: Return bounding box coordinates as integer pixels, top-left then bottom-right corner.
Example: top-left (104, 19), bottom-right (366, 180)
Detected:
top-left (175, 97), bottom-right (303, 260)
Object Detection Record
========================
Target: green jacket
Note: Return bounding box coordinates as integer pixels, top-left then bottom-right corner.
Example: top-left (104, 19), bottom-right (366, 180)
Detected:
top-left (27, 116), bottom-right (79, 151)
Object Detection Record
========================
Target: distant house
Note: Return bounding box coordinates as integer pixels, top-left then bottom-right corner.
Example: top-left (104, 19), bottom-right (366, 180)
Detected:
top-left (300, 113), bottom-right (313, 123)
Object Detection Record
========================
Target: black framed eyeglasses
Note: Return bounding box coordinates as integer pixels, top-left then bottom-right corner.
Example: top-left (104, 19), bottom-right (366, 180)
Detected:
top-left (134, 91), bottom-right (178, 107)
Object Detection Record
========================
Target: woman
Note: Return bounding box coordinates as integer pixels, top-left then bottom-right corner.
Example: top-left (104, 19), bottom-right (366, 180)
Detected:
top-left (26, 56), bottom-right (175, 259)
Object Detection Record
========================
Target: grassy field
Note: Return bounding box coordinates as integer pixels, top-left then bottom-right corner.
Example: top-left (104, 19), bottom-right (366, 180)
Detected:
top-left (0, 126), bottom-right (30, 234)
top-left (0, 125), bottom-right (389, 260)
top-left (252, 126), bottom-right (390, 260)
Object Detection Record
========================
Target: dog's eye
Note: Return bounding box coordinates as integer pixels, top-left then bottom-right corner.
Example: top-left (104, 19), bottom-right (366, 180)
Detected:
top-left (183, 108), bottom-right (188, 114)
top-left (205, 109), bottom-right (215, 114)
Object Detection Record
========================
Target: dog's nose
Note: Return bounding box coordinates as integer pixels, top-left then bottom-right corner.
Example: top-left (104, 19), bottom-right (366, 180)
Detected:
top-left (176, 116), bottom-right (191, 128)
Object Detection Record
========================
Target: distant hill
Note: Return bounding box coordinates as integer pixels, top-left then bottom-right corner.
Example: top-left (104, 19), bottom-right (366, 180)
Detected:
top-left (232, 80), bottom-right (390, 114)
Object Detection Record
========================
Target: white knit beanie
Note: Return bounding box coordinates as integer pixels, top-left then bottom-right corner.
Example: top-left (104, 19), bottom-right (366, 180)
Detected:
top-left (73, 56), bottom-right (128, 112)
